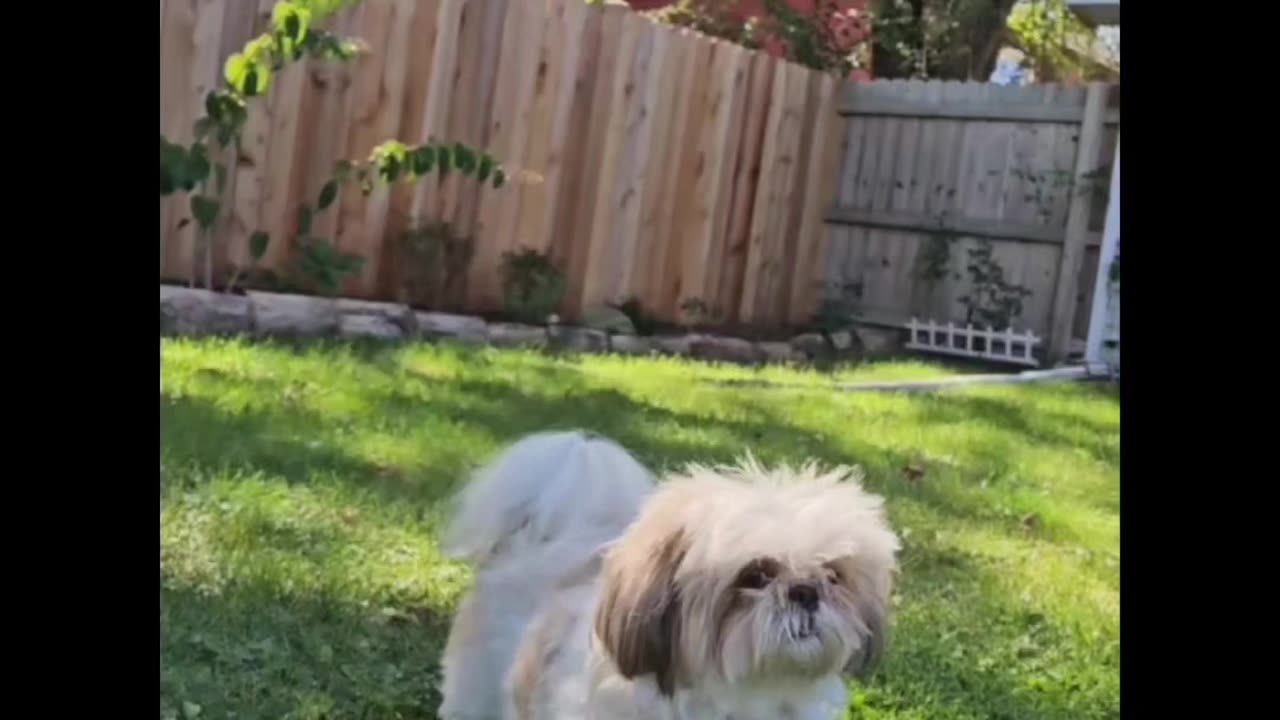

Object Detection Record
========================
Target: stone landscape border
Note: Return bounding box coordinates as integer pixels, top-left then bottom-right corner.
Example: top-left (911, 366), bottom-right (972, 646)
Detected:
top-left (160, 285), bottom-right (904, 366)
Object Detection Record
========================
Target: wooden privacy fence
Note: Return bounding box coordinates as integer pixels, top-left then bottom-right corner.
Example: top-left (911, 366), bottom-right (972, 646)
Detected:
top-left (159, 0), bottom-right (845, 328)
top-left (826, 80), bottom-right (1119, 359)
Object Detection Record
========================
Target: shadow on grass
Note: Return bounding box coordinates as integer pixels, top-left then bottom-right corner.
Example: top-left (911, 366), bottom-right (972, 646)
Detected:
top-left (877, 543), bottom-right (1118, 720)
top-left (909, 392), bottom-right (1119, 467)
top-left (161, 342), bottom-right (1118, 720)
top-left (160, 532), bottom-right (1110, 720)
top-left (165, 543), bottom-right (1111, 717)
top-left (433, 375), bottom-right (848, 469)
top-left (162, 345), bottom-right (1112, 545)
top-left (161, 583), bottom-right (451, 720)
top-left (161, 395), bottom-right (389, 487)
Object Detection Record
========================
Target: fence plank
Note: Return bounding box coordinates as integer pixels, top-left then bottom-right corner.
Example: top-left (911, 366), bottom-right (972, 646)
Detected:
top-left (332, 0), bottom-right (394, 284)
top-left (302, 9), bottom-right (360, 252)
top-left (378, 0), bottom-right (441, 301)
top-left (167, 0), bottom-right (229, 283)
top-left (438, 0), bottom-right (497, 258)
top-left (658, 32), bottom-right (714, 319)
top-left (560, 4), bottom-right (625, 314)
top-left (468, 0), bottom-right (530, 309)
top-left (787, 73), bottom-right (843, 325)
top-left (546, 0), bottom-right (599, 280)
top-left (634, 28), bottom-right (691, 308)
top-left (738, 60), bottom-right (790, 324)
top-left (208, 0), bottom-right (260, 278)
top-left (715, 53), bottom-right (774, 325)
top-left (612, 22), bottom-right (666, 302)
top-left (701, 45), bottom-right (754, 317)
top-left (538, 0), bottom-right (592, 272)
top-left (1048, 82), bottom-right (1110, 360)
top-left (490, 0), bottom-right (547, 299)
top-left (351, 0), bottom-right (422, 296)
top-left (220, 0), bottom-right (284, 284)
top-left (159, 0), bottom-right (194, 276)
top-left (883, 80), bottom-right (926, 319)
top-left (741, 61), bottom-right (809, 326)
top-left (580, 11), bottom-right (644, 310)
top-left (513, 0), bottom-right (570, 257)
top-left (678, 41), bottom-right (747, 313)
top-left (160, 1), bottom-right (1118, 340)
top-left (773, 69), bottom-right (823, 324)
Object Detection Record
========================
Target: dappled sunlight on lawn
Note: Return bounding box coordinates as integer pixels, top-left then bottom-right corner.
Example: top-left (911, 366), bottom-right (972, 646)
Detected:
top-left (161, 338), bottom-right (1119, 719)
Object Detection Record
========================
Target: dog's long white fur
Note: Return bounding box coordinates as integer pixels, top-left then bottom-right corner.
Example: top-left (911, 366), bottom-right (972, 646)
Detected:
top-left (440, 431), bottom-right (656, 719)
top-left (439, 431), bottom-right (897, 720)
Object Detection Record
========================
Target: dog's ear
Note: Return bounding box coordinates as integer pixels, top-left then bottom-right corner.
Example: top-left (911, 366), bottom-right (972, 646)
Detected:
top-left (841, 566), bottom-right (893, 680)
top-left (594, 523), bottom-right (688, 696)
top-left (843, 591), bottom-right (888, 679)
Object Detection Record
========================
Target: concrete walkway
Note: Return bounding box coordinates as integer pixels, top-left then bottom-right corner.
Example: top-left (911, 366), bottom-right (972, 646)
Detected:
top-left (707, 365), bottom-right (1112, 395)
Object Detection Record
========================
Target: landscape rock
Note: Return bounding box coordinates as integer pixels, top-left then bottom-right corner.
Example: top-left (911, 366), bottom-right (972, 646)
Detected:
top-left (757, 341), bottom-right (804, 364)
top-left (828, 329), bottom-right (860, 353)
top-left (550, 326), bottom-right (609, 353)
top-left (581, 306), bottom-right (638, 335)
top-left (688, 334), bottom-right (764, 365)
top-left (248, 291), bottom-right (339, 337)
top-left (160, 285), bottom-right (252, 336)
top-left (788, 332), bottom-right (831, 360)
top-left (415, 311), bottom-right (489, 344)
top-left (651, 334), bottom-right (693, 356)
top-left (488, 323), bottom-right (547, 348)
top-left (337, 298), bottom-right (415, 333)
top-left (339, 314), bottom-right (404, 341)
top-left (610, 335), bottom-right (653, 356)
top-left (855, 325), bottom-right (905, 359)
top-left (160, 283), bottom-right (905, 369)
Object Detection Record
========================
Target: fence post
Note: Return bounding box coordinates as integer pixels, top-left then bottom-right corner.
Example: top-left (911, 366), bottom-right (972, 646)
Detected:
top-left (1047, 82), bottom-right (1110, 363)
top-left (1085, 134), bottom-right (1120, 367)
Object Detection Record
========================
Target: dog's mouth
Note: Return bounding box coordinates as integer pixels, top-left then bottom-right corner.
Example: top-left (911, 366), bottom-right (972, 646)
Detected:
top-left (785, 613), bottom-right (820, 641)
top-left (764, 613), bottom-right (837, 678)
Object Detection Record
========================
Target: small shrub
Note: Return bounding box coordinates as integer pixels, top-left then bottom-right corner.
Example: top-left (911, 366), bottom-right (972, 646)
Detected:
top-left (609, 298), bottom-right (662, 337)
top-left (582, 306), bottom-right (639, 336)
top-left (678, 297), bottom-right (725, 330)
top-left (915, 235), bottom-right (951, 284)
top-left (224, 231), bottom-right (273, 294)
top-left (398, 220), bottom-right (475, 310)
top-left (811, 280), bottom-right (863, 334)
top-left (291, 238), bottom-right (366, 296)
top-left (500, 248), bottom-right (566, 324)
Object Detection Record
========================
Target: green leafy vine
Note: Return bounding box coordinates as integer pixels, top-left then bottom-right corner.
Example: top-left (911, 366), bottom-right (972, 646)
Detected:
top-left (159, 0), bottom-right (506, 296)
top-left (957, 240), bottom-right (1032, 330)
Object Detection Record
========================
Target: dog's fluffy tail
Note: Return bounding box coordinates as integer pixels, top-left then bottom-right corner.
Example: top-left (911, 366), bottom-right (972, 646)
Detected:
top-left (444, 430), bottom-right (655, 569)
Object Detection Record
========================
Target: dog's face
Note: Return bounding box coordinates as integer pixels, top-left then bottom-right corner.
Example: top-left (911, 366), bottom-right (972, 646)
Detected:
top-left (594, 461), bottom-right (899, 696)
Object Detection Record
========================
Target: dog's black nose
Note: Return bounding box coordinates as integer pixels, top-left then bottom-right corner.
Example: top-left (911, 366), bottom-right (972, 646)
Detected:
top-left (788, 583), bottom-right (819, 612)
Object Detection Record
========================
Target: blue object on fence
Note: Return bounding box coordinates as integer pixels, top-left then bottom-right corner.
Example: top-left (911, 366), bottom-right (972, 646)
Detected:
top-left (990, 61), bottom-right (1028, 87)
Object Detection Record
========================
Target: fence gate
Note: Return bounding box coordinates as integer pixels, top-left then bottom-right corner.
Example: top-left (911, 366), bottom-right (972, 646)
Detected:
top-left (824, 79), bottom-right (1119, 362)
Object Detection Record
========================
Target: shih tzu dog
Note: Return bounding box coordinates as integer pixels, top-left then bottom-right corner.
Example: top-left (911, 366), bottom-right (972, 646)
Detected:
top-left (438, 431), bottom-right (900, 720)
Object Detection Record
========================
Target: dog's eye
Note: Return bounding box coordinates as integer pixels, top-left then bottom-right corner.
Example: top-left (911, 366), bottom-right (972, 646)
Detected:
top-left (736, 559), bottom-right (779, 590)
top-left (825, 567), bottom-right (843, 585)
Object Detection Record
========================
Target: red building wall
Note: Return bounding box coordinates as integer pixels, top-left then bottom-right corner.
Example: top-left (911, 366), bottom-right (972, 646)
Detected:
top-left (626, 0), bottom-right (873, 80)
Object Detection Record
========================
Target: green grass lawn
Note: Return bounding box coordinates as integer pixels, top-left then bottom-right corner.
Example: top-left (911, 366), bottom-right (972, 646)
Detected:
top-left (160, 338), bottom-right (1120, 720)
